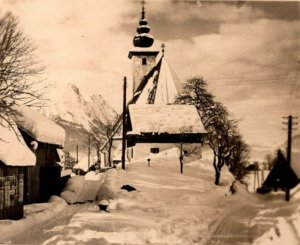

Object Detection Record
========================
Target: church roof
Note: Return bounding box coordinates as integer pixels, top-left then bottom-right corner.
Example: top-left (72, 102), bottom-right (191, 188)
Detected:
top-left (134, 55), bottom-right (182, 105)
top-left (127, 104), bottom-right (207, 135)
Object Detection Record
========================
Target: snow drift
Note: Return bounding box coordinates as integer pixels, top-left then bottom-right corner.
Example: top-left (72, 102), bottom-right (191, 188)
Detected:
top-left (60, 169), bottom-right (117, 204)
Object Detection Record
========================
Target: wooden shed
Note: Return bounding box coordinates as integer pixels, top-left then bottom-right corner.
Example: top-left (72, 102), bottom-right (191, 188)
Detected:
top-left (263, 150), bottom-right (299, 190)
top-left (14, 105), bottom-right (66, 204)
top-left (0, 123), bottom-right (36, 220)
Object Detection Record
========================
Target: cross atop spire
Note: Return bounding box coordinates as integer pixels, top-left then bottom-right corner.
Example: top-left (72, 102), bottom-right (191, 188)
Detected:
top-left (133, 0), bottom-right (154, 48)
top-left (141, 0), bottom-right (146, 19)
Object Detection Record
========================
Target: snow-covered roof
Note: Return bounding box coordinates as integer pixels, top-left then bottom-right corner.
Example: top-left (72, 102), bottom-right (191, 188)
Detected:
top-left (135, 56), bottom-right (182, 105)
top-left (127, 104), bottom-right (207, 135)
top-left (154, 59), bottom-right (182, 104)
top-left (0, 123), bottom-right (36, 166)
top-left (15, 105), bottom-right (65, 146)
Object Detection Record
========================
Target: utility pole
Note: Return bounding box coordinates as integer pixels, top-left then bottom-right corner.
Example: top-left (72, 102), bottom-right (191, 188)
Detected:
top-left (76, 145), bottom-right (79, 163)
top-left (88, 134), bottom-right (91, 170)
top-left (122, 76), bottom-right (127, 170)
top-left (283, 115), bottom-right (298, 201)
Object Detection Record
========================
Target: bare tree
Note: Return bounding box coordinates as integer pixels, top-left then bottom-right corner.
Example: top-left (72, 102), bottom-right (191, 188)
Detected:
top-left (63, 151), bottom-right (77, 170)
top-left (89, 118), bottom-right (105, 163)
top-left (176, 77), bottom-right (249, 185)
top-left (89, 115), bottom-right (119, 167)
top-left (227, 134), bottom-right (250, 183)
top-left (205, 105), bottom-right (239, 185)
top-left (177, 125), bottom-right (198, 174)
top-left (103, 120), bottom-right (116, 167)
top-left (0, 13), bottom-right (44, 130)
top-left (264, 153), bottom-right (275, 170)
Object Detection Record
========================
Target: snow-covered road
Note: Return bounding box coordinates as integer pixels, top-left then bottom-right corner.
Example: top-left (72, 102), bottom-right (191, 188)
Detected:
top-left (203, 202), bottom-right (261, 245)
top-left (9, 203), bottom-right (89, 244)
top-left (1, 155), bottom-right (300, 244)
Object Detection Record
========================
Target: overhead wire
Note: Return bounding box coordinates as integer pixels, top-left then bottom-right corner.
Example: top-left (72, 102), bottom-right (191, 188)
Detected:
top-left (207, 76), bottom-right (298, 86)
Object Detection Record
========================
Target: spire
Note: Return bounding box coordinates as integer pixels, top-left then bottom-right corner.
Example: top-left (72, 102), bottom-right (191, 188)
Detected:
top-left (141, 0), bottom-right (145, 19)
top-left (133, 0), bottom-right (154, 48)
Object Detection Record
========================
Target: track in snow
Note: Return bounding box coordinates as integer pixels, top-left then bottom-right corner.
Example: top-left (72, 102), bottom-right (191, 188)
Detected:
top-left (8, 203), bottom-right (91, 245)
top-left (202, 203), bottom-right (262, 245)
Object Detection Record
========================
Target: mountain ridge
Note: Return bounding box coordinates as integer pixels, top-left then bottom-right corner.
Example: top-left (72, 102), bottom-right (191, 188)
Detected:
top-left (43, 83), bottom-right (117, 158)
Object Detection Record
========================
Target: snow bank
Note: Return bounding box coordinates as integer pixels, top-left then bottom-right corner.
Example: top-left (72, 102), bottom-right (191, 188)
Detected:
top-left (0, 123), bottom-right (36, 166)
top-left (60, 171), bottom-right (109, 204)
top-left (0, 196), bottom-right (67, 242)
top-left (85, 171), bottom-right (102, 181)
top-left (15, 105), bottom-right (65, 146)
top-left (253, 217), bottom-right (299, 245)
top-left (60, 176), bottom-right (85, 204)
top-left (96, 169), bottom-right (118, 201)
top-left (73, 155), bottom-right (97, 172)
top-left (252, 185), bottom-right (300, 245)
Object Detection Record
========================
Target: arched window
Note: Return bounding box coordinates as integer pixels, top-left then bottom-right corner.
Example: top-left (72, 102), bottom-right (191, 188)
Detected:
top-left (142, 58), bottom-right (147, 65)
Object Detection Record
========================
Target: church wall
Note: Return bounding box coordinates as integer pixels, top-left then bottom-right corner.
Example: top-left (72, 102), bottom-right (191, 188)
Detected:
top-left (132, 55), bottom-right (157, 93)
top-left (127, 143), bottom-right (203, 163)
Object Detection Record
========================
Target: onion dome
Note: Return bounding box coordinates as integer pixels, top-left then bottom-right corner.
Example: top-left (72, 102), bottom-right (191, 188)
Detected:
top-left (133, 2), bottom-right (154, 48)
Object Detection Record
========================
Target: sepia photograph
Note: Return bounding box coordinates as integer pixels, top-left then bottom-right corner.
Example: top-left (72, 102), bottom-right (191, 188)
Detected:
top-left (0, 0), bottom-right (299, 244)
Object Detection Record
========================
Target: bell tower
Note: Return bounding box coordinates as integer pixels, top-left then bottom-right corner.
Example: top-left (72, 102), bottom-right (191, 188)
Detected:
top-left (128, 1), bottom-right (159, 94)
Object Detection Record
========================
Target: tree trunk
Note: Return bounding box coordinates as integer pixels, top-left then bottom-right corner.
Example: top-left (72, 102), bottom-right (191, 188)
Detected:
top-left (180, 142), bottom-right (183, 174)
top-left (108, 140), bottom-right (112, 167)
top-left (180, 158), bottom-right (183, 174)
top-left (96, 143), bottom-right (101, 163)
top-left (213, 155), bottom-right (221, 185)
top-left (215, 170), bottom-right (221, 185)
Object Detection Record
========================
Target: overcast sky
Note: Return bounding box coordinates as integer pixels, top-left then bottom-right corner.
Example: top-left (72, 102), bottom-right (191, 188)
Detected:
top-left (1, 0), bottom-right (299, 158)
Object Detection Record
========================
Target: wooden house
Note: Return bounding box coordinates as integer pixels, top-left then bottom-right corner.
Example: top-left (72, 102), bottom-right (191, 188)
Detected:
top-left (0, 123), bottom-right (36, 220)
top-left (14, 105), bottom-right (66, 204)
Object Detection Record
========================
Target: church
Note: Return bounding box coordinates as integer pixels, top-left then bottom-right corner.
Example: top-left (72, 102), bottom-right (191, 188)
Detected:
top-left (109, 2), bottom-right (206, 164)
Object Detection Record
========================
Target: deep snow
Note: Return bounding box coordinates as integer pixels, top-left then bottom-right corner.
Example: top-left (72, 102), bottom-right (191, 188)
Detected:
top-left (0, 154), bottom-right (299, 245)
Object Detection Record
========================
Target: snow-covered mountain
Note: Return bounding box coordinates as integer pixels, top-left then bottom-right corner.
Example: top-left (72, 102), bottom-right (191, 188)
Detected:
top-left (43, 83), bottom-right (117, 156)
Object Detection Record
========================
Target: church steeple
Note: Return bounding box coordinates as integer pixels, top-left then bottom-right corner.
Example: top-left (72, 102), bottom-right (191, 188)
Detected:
top-left (133, 1), bottom-right (154, 48)
top-left (129, 1), bottom-right (159, 94)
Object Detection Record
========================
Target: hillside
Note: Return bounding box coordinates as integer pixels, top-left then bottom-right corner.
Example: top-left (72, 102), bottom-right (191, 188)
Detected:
top-left (249, 134), bottom-right (300, 164)
top-left (42, 83), bottom-right (117, 159)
